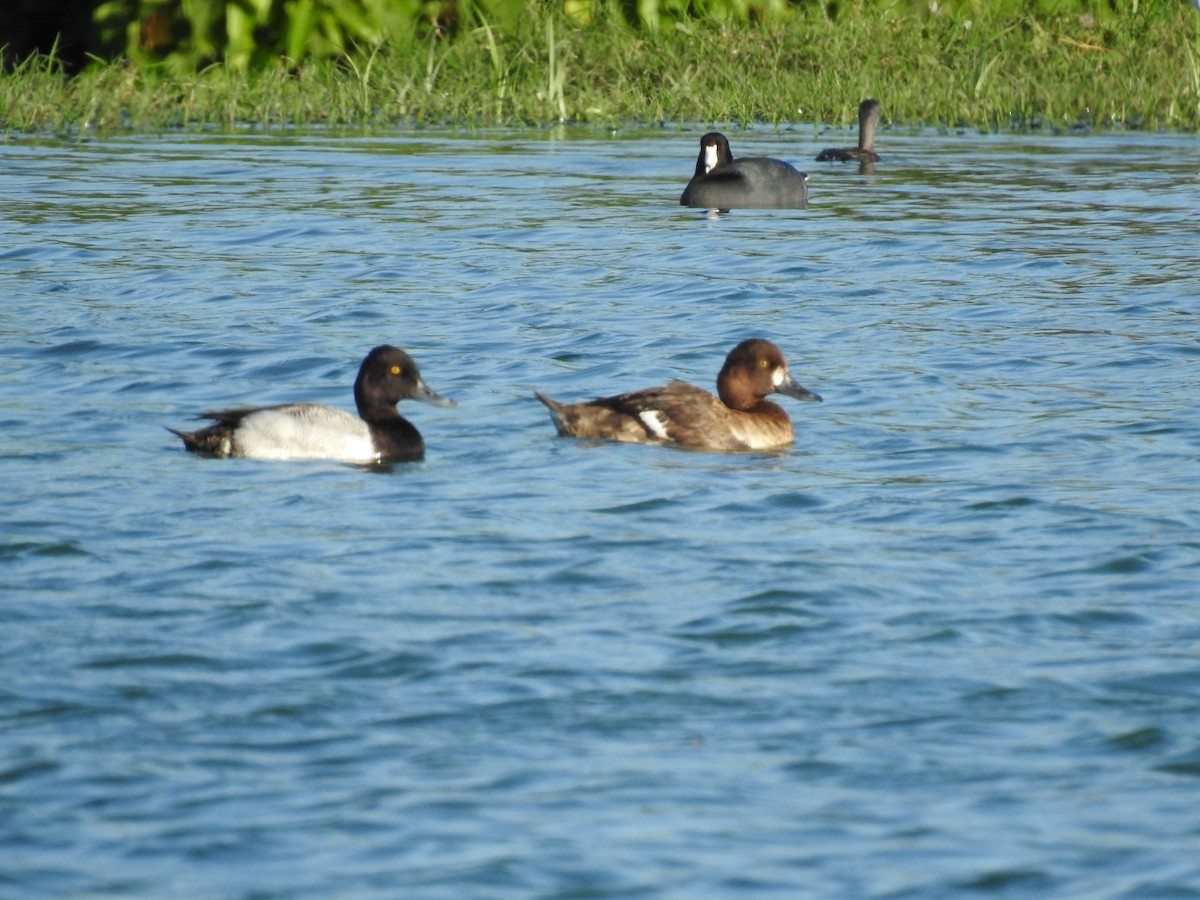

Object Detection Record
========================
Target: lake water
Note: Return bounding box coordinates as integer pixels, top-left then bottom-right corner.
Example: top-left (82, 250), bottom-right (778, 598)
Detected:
top-left (2, 124), bottom-right (1199, 898)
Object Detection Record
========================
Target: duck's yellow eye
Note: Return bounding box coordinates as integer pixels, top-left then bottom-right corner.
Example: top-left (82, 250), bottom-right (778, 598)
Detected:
top-left (758, 358), bottom-right (769, 369)
top-left (390, 365), bottom-right (402, 376)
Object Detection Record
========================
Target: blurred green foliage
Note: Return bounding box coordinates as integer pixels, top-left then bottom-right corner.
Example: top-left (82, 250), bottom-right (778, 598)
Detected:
top-left (12, 0), bottom-right (1178, 72)
top-left (90, 0), bottom-right (537, 71)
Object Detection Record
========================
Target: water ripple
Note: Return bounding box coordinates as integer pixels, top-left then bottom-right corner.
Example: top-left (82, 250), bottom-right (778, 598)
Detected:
top-left (1, 128), bottom-right (1198, 897)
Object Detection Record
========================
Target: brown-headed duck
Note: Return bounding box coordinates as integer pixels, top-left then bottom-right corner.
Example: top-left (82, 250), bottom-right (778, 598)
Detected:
top-left (169, 345), bottom-right (455, 464)
top-left (816, 99), bottom-right (883, 163)
top-left (680, 133), bottom-right (809, 209)
top-left (535, 338), bottom-right (822, 452)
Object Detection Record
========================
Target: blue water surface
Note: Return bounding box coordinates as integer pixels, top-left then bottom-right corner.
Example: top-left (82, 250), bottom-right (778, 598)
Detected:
top-left (2, 126), bottom-right (1199, 898)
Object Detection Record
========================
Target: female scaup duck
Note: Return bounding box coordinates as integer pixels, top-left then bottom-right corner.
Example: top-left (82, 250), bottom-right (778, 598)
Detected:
top-left (816, 99), bottom-right (883, 163)
top-left (680, 133), bottom-right (808, 210)
top-left (169, 345), bottom-right (455, 464)
top-left (535, 339), bottom-right (821, 452)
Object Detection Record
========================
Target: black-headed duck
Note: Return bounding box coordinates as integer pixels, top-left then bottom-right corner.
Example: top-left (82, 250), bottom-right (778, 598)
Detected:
top-left (169, 345), bottom-right (455, 464)
top-left (535, 339), bottom-right (822, 452)
top-left (680, 133), bottom-right (809, 210)
top-left (816, 99), bottom-right (882, 163)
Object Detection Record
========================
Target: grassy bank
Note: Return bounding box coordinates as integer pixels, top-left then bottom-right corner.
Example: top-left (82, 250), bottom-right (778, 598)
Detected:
top-left (3, 3), bottom-right (1199, 134)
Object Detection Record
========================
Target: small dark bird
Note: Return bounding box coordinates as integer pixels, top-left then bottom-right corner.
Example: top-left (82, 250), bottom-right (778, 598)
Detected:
top-left (816, 99), bottom-right (883, 163)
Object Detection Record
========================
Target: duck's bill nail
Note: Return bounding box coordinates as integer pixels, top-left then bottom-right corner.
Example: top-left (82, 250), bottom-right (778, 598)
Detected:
top-left (414, 379), bottom-right (457, 407)
top-left (778, 375), bottom-right (823, 403)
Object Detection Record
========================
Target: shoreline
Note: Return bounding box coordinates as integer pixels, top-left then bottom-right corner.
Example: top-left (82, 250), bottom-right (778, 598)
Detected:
top-left (3, 5), bottom-right (1198, 135)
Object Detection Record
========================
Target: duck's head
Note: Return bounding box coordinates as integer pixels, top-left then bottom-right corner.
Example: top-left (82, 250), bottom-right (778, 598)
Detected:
top-left (716, 338), bottom-right (822, 410)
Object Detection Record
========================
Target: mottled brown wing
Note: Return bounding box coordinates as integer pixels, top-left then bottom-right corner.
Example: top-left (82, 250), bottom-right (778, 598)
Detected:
top-left (598, 382), bottom-right (746, 450)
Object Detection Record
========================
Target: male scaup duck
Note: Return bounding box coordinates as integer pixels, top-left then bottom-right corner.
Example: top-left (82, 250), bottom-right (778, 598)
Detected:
top-left (535, 338), bottom-right (822, 452)
top-left (816, 99), bottom-right (883, 163)
top-left (680, 133), bottom-right (809, 210)
top-left (169, 345), bottom-right (455, 464)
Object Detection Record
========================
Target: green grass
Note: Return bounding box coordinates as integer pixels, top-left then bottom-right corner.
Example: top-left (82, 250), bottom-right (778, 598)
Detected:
top-left (3, 2), bottom-right (1199, 133)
